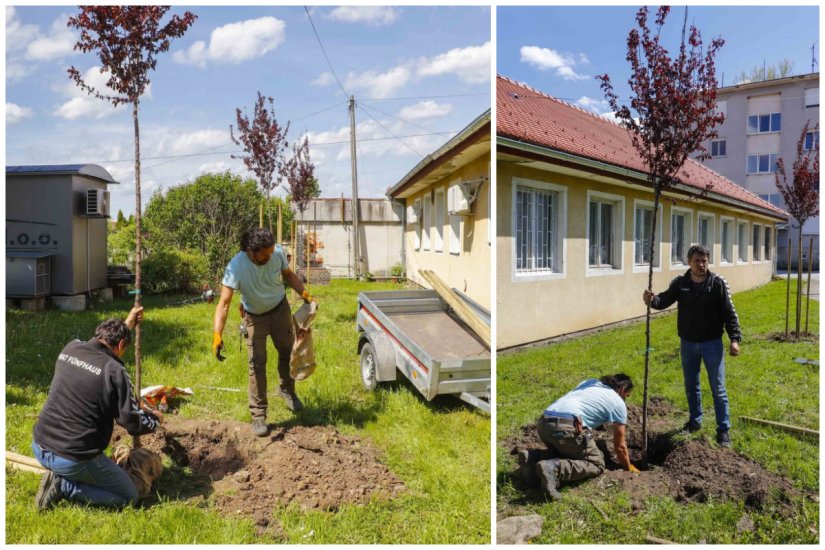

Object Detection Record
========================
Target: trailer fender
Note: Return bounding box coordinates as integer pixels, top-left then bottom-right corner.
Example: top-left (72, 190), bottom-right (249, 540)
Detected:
top-left (364, 332), bottom-right (397, 383)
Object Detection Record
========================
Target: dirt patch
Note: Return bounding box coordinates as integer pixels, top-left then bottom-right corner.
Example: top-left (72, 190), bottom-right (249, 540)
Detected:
top-left (505, 397), bottom-right (801, 511)
top-left (761, 331), bottom-right (819, 343)
top-left (112, 417), bottom-right (405, 529)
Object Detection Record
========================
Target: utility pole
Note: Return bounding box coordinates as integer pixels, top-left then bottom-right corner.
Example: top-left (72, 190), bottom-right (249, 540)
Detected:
top-left (349, 95), bottom-right (360, 278)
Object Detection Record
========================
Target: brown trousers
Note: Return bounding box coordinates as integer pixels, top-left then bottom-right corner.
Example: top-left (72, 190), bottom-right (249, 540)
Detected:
top-left (537, 416), bottom-right (605, 483)
top-left (243, 298), bottom-right (295, 419)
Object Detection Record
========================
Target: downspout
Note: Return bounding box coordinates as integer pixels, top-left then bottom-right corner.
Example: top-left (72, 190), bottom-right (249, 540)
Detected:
top-left (391, 198), bottom-right (406, 277)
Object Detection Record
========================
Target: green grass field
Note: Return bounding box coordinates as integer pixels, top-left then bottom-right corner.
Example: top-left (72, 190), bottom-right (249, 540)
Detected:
top-left (6, 279), bottom-right (491, 544)
top-left (497, 279), bottom-right (819, 544)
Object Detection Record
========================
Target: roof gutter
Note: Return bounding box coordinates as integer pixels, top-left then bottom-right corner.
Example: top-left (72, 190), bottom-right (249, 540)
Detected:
top-left (498, 136), bottom-right (787, 221)
top-left (387, 109), bottom-right (491, 199)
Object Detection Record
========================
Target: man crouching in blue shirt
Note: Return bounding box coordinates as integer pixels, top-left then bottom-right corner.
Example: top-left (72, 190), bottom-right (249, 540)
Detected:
top-left (524, 374), bottom-right (639, 500)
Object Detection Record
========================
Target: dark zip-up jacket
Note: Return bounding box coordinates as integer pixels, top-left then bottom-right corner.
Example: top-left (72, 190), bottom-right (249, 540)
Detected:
top-left (33, 339), bottom-right (160, 461)
top-left (650, 270), bottom-right (742, 344)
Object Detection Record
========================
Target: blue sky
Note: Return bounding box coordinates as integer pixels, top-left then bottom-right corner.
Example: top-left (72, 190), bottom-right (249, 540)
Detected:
top-left (498, 5), bottom-right (819, 117)
top-left (6, 6), bottom-right (491, 216)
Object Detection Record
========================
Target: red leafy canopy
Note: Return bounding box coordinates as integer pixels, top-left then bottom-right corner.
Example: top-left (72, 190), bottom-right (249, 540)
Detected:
top-left (67, 6), bottom-right (196, 106)
top-left (598, 6), bottom-right (725, 190)
top-left (285, 137), bottom-right (317, 213)
top-left (230, 92), bottom-right (290, 195)
top-left (775, 122), bottom-right (820, 228)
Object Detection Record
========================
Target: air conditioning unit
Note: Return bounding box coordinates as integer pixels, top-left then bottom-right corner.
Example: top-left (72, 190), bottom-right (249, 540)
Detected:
top-left (86, 189), bottom-right (110, 217)
top-left (448, 183), bottom-right (472, 215)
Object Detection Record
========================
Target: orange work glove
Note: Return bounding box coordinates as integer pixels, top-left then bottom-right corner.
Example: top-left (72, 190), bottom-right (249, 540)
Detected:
top-left (628, 464), bottom-right (640, 474)
top-left (301, 289), bottom-right (314, 303)
top-left (212, 332), bottom-right (225, 361)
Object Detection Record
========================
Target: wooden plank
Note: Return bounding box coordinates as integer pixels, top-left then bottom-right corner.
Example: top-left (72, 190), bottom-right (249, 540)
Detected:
top-left (645, 536), bottom-right (677, 545)
top-left (417, 270), bottom-right (491, 348)
top-left (740, 416), bottom-right (819, 438)
top-left (6, 451), bottom-right (46, 473)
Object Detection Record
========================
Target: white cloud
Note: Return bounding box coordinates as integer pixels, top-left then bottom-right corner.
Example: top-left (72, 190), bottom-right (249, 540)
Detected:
top-left (198, 161), bottom-right (232, 174)
top-left (311, 71), bottom-right (336, 87)
top-left (574, 96), bottom-right (610, 114)
top-left (54, 67), bottom-right (127, 120)
top-left (166, 129), bottom-right (230, 156)
top-left (345, 66), bottom-right (411, 99)
top-left (173, 17), bottom-right (286, 67)
top-left (306, 117), bottom-right (444, 162)
top-left (418, 41), bottom-right (490, 84)
top-left (6, 102), bottom-right (33, 124)
top-left (6, 62), bottom-right (33, 83)
top-left (26, 15), bottom-right (78, 61)
top-left (6, 7), bottom-right (39, 51)
top-left (520, 45), bottom-right (590, 81)
top-left (326, 6), bottom-right (398, 26)
top-left (398, 100), bottom-right (453, 120)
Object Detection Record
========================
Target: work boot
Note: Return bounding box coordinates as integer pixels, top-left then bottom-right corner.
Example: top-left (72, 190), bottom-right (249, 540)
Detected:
top-left (517, 449), bottom-right (541, 486)
top-left (278, 387), bottom-right (304, 412)
top-left (716, 430), bottom-right (732, 449)
top-left (681, 420), bottom-right (702, 434)
top-left (251, 417), bottom-right (270, 437)
top-left (535, 459), bottom-right (562, 500)
top-left (35, 471), bottom-right (63, 511)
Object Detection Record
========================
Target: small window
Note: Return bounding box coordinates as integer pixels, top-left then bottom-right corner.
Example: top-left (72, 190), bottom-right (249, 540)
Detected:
top-left (413, 199), bottom-right (421, 251)
top-left (711, 139), bottom-right (726, 157)
top-left (671, 210), bottom-right (691, 265)
top-left (805, 87), bottom-right (819, 108)
top-left (738, 221), bottom-right (748, 262)
top-left (697, 214), bottom-right (715, 263)
top-left (747, 153), bottom-right (780, 174)
top-left (634, 205), bottom-right (659, 267)
top-left (764, 226), bottom-right (772, 261)
top-left (804, 131), bottom-right (819, 151)
top-left (588, 199), bottom-right (620, 268)
top-left (422, 195), bottom-right (431, 251)
top-left (753, 225), bottom-right (762, 261)
top-left (748, 112), bottom-right (781, 134)
top-left (434, 190), bottom-right (445, 253)
top-left (721, 219), bottom-right (733, 263)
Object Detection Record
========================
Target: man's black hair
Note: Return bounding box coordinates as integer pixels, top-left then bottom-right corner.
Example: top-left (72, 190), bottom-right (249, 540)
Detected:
top-left (687, 244), bottom-right (711, 261)
top-left (600, 373), bottom-right (634, 394)
top-left (94, 319), bottom-right (131, 348)
top-left (240, 228), bottom-right (275, 252)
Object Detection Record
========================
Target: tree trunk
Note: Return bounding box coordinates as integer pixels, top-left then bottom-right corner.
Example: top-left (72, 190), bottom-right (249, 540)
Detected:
top-left (796, 229), bottom-right (803, 338)
top-left (641, 187), bottom-right (662, 456)
top-left (805, 237), bottom-right (813, 336)
top-left (132, 99), bottom-right (142, 449)
top-left (785, 237), bottom-right (792, 338)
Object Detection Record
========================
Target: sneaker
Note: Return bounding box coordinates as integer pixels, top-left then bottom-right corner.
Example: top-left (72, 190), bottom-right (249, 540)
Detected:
top-left (35, 471), bottom-right (63, 511)
top-left (716, 430), bottom-right (732, 449)
top-left (251, 417), bottom-right (270, 437)
top-left (278, 388), bottom-right (304, 412)
top-left (681, 420), bottom-right (702, 434)
top-left (535, 459), bottom-right (562, 500)
top-left (517, 449), bottom-right (540, 486)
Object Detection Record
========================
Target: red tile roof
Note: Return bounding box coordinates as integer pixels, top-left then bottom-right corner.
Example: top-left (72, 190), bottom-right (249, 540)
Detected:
top-left (497, 75), bottom-right (787, 219)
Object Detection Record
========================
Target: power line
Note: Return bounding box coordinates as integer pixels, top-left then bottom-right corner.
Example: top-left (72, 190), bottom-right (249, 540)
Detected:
top-left (304, 6), bottom-right (347, 96)
top-left (357, 101), bottom-right (435, 135)
top-left (358, 103), bottom-right (426, 157)
top-left (292, 100), bottom-right (348, 122)
top-left (364, 92), bottom-right (488, 101)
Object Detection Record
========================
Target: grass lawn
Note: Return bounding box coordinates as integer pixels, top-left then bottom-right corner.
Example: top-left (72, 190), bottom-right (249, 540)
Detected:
top-left (6, 279), bottom-right (491, 544)
top-left (497, 279), bottom-right (819, 544)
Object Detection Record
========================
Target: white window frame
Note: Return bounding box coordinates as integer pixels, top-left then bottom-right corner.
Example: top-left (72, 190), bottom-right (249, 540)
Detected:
top-left (737, 220), bottom-right (749, 263)
top-left (585, 190), bottom-right (625, 277)
top-left (511, 177), bottom-right (567, 282)
top-left (747, 112), bottom-right (782, 134)
top-left (449, 180), bottom-right (461, 256)
top-left (422, 193), bottom-right (431, 251)
top-left (632, 199), bottom-right (662, 273)
top-left (805, 87), bottom-right (819, 108)
top-left (434, 188), bottom-right (445, 253)
top-left (696, 211), bottom-right (716, 265)
top-left (804, 131), bottom-right (820, 151)
top-left (747, 153), bottom-right (780, 175)
top-left (763, 225), bottom-right (772, 262)
top-left (413, 198), bottom-right (421, 251)
top-left (670, 206), bottom-right (694, 270)
top-left (752, 222), bottom-right (762, 262)
top-left (720, 216), bottom-right (734, 265)
top-left (710, 139), bottom-right (727, 158)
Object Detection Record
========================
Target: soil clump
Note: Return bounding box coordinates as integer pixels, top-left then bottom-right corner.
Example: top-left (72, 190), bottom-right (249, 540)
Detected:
top-left (112, 417), bottom-right (406, 530)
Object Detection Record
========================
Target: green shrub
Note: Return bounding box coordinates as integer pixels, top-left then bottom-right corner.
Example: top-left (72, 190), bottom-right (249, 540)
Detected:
top-left (390, 262), bottom-right (404, 277)
top-left (141, 247), bottom-right (209, 294)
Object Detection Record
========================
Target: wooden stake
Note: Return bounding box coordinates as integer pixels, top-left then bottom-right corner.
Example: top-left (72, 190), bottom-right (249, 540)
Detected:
top-left (740, 416), bottom-right (818, 438)
top-left (418, 269), bottom-right (491, 348)
top-left (6, 451), bottom-right (47, 473)
top-left (805, 237), bottom-right (813, 336)
top-left (277, 202), bottom-right (283, 244)
top-left (259, 201), bottom-right (264, 228)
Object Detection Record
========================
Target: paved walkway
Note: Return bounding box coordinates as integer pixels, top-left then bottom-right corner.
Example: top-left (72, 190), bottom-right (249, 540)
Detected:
top-left (776, 271), bottom-right (819, 301)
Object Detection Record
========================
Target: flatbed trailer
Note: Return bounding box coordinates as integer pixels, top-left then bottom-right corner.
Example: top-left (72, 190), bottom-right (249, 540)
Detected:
top-left (356, 289), bottom-right (490, 413)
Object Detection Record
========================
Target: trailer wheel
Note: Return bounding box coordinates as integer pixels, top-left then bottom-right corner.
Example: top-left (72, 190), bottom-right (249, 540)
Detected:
top-left (360, 342), bottom-right (379, 391)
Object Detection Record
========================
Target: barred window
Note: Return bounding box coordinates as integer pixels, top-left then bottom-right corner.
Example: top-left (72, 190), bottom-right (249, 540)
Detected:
top-left (516, 186), bottom-right (559, 273)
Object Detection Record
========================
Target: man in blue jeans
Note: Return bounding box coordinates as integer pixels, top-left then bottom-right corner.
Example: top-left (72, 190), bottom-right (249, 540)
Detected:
top-left (32, 306), bottom-right (161, 510)
top-left (644, 244), bottom-right (741, 448)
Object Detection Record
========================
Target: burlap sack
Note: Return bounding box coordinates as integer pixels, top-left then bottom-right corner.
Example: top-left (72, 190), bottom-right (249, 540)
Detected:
top-left (112, 446), bottom-right (164, 499)
top-left (290, 300), bottom-right (318, 380)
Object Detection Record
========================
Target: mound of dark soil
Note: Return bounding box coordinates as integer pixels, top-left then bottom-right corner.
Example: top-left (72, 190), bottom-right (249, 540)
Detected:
top-left (112, 417), bottom-right (405, 528)
top-left (505, 397), bottom-right (801, 511)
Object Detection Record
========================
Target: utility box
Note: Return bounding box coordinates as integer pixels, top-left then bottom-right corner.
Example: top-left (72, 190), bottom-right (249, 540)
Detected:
top-left (6, 251), bottom-right (52, 297)
top-left (6, 164), bottom-right (118, 296)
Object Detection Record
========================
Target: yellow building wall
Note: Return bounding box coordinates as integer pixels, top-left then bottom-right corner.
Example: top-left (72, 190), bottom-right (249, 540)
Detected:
top-left (406, 157), bottom-right (491, 309)
top-left (497, 161), bottom-right (778, 349)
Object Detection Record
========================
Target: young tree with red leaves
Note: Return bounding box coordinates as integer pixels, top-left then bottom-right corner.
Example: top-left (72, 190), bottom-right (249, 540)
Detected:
top-left (598, 6), bottom-right (725, 453)
top-left (285, 137), bottom-right (317, 214)
top-left (230, 92), bottom-right (290, 229)
top-left (775, 121), bottom-right (820, 339)
top-left (68, 7), bottom-right (196, 441)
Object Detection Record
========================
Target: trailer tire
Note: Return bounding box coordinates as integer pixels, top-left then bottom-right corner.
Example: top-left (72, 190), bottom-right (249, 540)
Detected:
top-left (360, 342), bottom-right (379, 391)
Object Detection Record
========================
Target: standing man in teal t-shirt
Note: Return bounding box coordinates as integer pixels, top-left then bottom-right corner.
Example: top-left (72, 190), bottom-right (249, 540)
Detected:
top-left (212, 228), bottom-right (313, 437)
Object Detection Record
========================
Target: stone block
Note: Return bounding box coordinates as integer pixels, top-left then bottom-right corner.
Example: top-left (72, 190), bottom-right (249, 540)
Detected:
top-left (19, 297), bottom-right (45, 311)
top-left (51, 294), bottom-right (87, 312)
